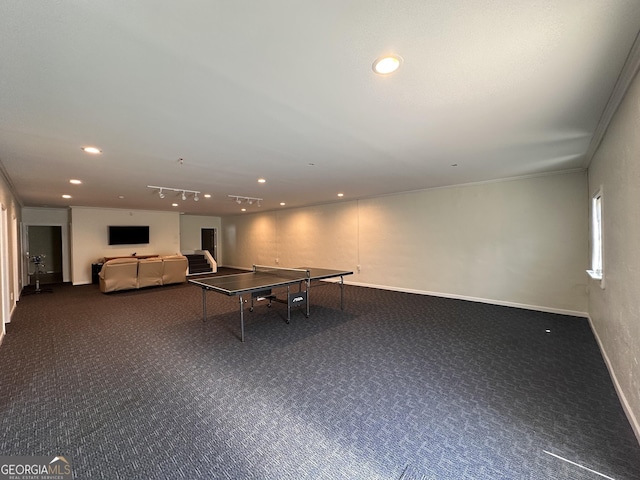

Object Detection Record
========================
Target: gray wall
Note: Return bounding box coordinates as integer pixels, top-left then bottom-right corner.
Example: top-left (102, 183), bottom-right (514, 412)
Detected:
top-left (222, 170), bottom-right (588, 316)
top-left (587, 69), bottom-right (640, 440)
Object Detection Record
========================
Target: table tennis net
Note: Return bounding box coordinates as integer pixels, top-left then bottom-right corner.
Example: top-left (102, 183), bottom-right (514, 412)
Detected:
top-left (253, 265), bottom-right (310, 279)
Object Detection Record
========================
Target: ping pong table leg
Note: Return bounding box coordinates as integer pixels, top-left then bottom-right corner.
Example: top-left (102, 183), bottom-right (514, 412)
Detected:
top-left (202, 288), bottom-right (207, 322)
top-left (305, 279), bottom-right (310, 318)
top-left (286, 285), bottom-right (291, 324)
top-left (239, 295), bottom-right (245, 342)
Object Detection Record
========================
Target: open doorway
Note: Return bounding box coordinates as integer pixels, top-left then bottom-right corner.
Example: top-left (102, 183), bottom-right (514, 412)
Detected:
top-left (27, 226), bottom-right (63, 285)
top-left (201, 228), bottom-right (217, 262)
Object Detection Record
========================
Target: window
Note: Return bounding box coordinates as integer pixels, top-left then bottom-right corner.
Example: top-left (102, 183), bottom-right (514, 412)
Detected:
top-left (587, 187), bottom-right (604, 287)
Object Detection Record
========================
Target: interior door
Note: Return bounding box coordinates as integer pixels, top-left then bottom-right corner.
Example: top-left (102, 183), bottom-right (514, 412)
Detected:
top-left (201, 228), bottom-right (217, 261)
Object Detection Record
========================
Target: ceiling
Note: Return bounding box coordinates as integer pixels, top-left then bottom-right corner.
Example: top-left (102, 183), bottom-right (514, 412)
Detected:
top-left (1, 1), bottom-right (640, 216)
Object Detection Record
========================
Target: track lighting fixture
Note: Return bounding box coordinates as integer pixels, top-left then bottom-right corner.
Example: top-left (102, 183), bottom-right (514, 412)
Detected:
top-left (228, 195), bottom-right (263, 207)
top-left (148, 185), bottom-right (201, 202)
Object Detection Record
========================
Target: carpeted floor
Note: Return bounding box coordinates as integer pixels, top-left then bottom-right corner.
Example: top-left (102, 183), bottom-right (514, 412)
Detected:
top-left (1, 274), bottom-right (639, 479)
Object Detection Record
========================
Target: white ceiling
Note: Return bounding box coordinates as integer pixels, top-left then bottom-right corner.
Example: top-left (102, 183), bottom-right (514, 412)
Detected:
top-left (1, 1), bottom-right (640, 216)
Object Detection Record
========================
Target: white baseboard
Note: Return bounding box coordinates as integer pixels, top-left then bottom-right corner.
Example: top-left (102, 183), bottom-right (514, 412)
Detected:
top-left (587, 315), bottom-right (640, 445)
top-left (345, 280), bottom-right (588, 318)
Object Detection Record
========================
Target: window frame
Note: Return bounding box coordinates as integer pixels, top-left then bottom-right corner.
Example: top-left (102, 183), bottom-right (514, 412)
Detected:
top-left (587, 186), bottom-right (605, 289)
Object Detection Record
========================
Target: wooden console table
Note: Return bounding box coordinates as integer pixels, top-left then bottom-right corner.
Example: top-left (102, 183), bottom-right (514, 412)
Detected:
top-left (102, 254), bottom-right (159, 262)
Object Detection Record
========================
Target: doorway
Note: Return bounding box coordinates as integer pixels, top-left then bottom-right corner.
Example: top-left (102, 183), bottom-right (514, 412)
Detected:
top-left (27, 226), bottom-right (63, 285)
top-left (201, 228), bottom-right (217, 261)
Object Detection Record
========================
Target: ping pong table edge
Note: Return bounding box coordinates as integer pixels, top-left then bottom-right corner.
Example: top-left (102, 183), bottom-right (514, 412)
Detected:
top-left (189, 266), bottom-right (353, 342)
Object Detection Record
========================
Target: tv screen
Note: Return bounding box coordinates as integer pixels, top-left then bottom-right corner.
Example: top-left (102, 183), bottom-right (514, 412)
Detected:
top-left (108, 226), bottom-right (150, 245)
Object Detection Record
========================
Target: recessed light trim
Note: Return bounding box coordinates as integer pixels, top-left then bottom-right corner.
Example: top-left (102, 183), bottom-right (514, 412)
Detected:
top-left (280, 202), bottom-right (286, 206)
top-left (172, 203), bottom-right (178, 207)
top-left (337, 193), bottom-right (344, 197)
top-left (372, 55), bottom-right (403, 75)
top-left (204, 194), bottom-right (211, 198)
top-left (258, 178), bottom-right (266, 184)
top-left (81, 146), bottom-right (102, 154)
top-left (69, 179), bottom-right (82, 185)
top-left (62, 194), bottom-right (71, 199)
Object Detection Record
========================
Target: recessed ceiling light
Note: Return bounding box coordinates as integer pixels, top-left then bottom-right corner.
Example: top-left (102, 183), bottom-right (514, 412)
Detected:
top-left (62, 194), bottom-right (71, 199)
top-left (69, 179), bottom-right (82, 185)
top-left (372, 55), bottom-right (403, 75)
top-left (280, 202), bottom-right (286, 206)
top-left (337, 193), bottom-right (344, 197)
top-left (172, 203), bottom-right (178, 207)
top-left (118, 195), bottom-right (125, 199)
top-left (81, 146), bottom-right (102, 154)
top-left (258, 178), bottom-right (266, 183)
top-left (204, 194), bottom-right (211, 198)
top-left (241, 208), bottom-right (246, 212)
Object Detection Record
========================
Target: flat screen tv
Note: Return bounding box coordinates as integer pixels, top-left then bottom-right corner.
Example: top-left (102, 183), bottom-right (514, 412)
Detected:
top-left (108, 226), bottom-right (150, 245)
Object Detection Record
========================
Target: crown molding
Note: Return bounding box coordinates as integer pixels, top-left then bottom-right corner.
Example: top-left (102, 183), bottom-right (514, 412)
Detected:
top-left (584, 30), bottom-right (640, 167)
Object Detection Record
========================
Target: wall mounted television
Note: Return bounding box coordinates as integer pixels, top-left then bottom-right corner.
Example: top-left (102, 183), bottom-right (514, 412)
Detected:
top-left (108, 226), bottom-right (150, 245)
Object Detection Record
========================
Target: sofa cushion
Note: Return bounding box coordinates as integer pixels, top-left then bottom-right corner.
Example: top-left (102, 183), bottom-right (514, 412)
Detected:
top-left (103, 257), bottom-right (139, 265)
top-left (99, 258), bottom-right (139, 292)
top-left (137, 257), bottom-right (164, 288)
top-left (161, 255), bottom-right (188, 285)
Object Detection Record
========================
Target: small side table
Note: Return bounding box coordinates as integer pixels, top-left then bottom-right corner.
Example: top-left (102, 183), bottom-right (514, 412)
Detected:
top-left (91, 263), bottom-right (103, 285)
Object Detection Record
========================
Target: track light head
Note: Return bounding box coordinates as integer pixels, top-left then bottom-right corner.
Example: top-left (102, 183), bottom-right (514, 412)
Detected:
top-left (194, 193), bottom-right (199, 202)
top-left (181, 191), bottom-right (187, 201)
top-left (158, 189), bottom-right (165, 199)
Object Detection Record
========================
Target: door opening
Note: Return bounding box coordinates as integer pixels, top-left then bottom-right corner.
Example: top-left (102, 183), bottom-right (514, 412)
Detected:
top-left (201, 228), bottom-right (217, 262)
top-left (27, 226), bottom-right (63, 285)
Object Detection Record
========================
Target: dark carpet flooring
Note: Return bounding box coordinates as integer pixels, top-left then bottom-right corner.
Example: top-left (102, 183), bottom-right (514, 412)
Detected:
top-left (1, 272), bottom-right (639, 479)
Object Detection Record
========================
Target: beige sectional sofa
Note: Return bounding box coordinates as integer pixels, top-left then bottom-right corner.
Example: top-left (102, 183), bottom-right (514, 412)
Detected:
top-left (99, 255), bottom-right (188, 293)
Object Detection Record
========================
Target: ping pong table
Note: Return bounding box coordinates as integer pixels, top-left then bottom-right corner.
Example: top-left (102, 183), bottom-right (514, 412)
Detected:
top-left (189, 265), bottom-right (353, 342)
